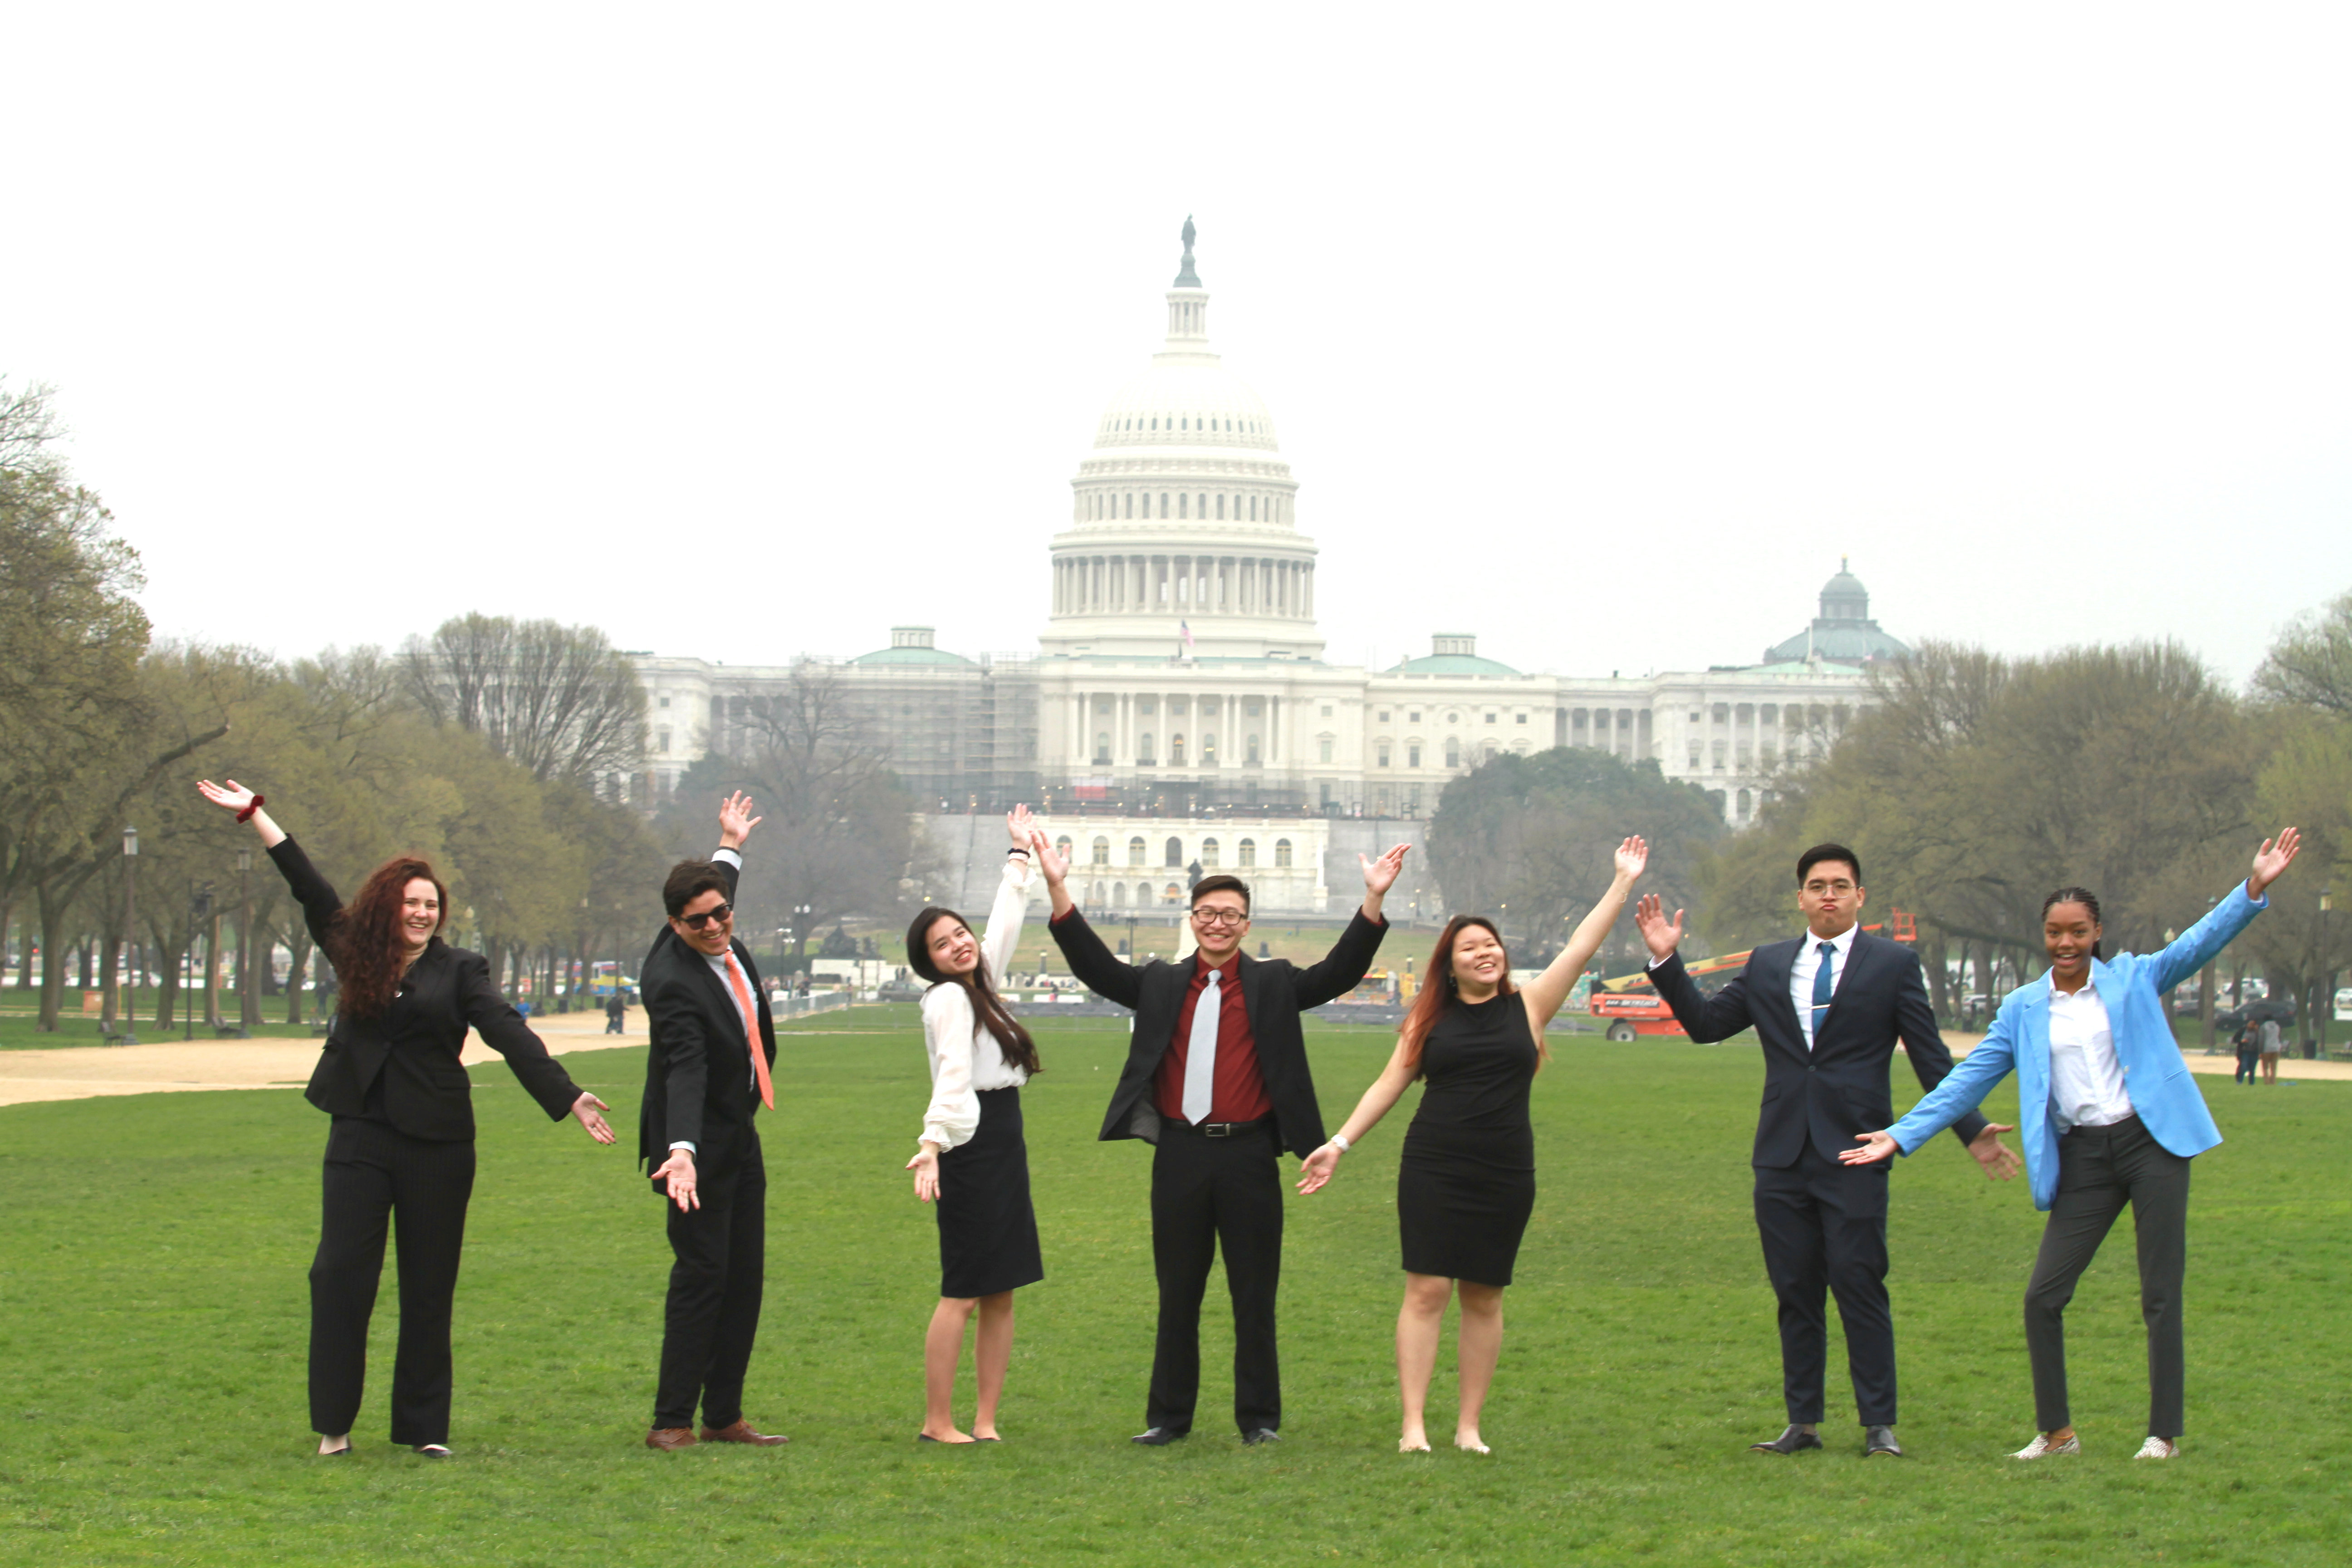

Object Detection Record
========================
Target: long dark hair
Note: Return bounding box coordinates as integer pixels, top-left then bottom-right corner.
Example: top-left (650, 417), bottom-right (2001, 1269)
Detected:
top-left (329, 856), bottom-right (450, 1019)
top-left (906, 907), bottom-right (1041, 1075)
top-left (1398, 914), bottom-right (1547, 1076)
top-left (2041, 885), bottom-right (2105, 960)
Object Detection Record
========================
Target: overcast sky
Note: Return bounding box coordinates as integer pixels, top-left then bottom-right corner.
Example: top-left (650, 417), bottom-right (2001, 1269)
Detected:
top-left (10, 4), bottom-right (2348, 687)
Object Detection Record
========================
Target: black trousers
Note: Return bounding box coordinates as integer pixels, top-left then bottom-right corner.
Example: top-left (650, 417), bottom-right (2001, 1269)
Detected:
top-left (2234, 1049), bottom-right (2259, 1084)
top-left (653, 1133), bottom-right (767, 1431)
top-left (1147, 1121), bottom-right (1284, 1436)
top-left (1754, 1142), bottom-right (1895, 1426)
top-left (310, 1117), bottom-right (477, 1445)
top-left (2024, 1115), bottom-right (2191, 1437)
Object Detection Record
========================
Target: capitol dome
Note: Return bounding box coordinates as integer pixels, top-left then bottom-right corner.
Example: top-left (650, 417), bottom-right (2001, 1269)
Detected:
top-left (1762, 558), bottom-right (1912, 666)
top-left (1042, 219), bottom-right (1321, 663)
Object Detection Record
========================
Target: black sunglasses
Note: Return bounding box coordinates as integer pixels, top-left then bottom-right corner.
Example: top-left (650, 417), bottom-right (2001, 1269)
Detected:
top-left (678, 902), bottom-right (734, 930)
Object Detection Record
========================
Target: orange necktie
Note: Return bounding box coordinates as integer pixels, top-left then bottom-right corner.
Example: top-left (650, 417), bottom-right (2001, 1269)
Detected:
top-left (724, 951), bottom-right (775, 1110)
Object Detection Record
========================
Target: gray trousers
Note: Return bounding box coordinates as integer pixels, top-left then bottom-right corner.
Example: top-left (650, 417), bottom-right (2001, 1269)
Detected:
top-left (2024, 1114), bottom-right (2190, 1437)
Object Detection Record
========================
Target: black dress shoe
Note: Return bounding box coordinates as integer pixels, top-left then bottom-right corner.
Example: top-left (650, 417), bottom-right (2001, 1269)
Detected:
top-left (1131, 1427), bottom-right (1187, 1446)
top-left (1865, 1425), bottom-right (1904, 1457)
top-left (1749, 1426), bottom-right (1823, 1454)
top-left (1241, 1428), bottom-right (1281, 1446)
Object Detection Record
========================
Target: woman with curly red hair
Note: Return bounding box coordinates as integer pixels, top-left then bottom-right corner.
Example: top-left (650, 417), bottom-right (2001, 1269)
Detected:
top-left (199, 778), bottom-right (616, 1458)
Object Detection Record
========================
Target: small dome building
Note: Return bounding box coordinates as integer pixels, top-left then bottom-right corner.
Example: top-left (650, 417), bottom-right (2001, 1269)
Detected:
top-left (1761, 558), bottom-right (1912, 666)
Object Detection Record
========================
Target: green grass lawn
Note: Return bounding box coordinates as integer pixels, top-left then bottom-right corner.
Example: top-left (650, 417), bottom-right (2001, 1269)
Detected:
top-left (4, 1016), bottom-right (2350, 1565)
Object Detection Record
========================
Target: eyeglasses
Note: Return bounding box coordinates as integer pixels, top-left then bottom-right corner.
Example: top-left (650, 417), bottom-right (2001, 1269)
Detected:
top-left (679, 902), bottom-right (734, 930)
top-left (1802, 881), bottom-right (1856, 896)
top-left (1190, 907), bottom-right (1248, 928)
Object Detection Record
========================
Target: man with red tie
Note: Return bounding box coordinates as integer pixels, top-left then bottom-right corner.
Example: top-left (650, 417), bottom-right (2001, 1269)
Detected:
top-left (1037, 837), bottom-right (1409, 1445)
top-left (639, 794), bottom-right (790, 1451)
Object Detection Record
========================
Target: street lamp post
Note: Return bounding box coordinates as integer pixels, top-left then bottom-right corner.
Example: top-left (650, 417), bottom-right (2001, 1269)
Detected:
top-left (2321, 887), bottom-right (2335, 1057)
top-left (236, 846), bottom-right (255, 1038)
top-left (120, 826), bottom-right (139, 1046)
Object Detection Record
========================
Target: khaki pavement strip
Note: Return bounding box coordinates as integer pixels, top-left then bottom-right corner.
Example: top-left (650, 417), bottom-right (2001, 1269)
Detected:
top-left (5, 1015), bottom-right (2346, 1111)
top-left (0, 1010), bottom-right (649, 1109)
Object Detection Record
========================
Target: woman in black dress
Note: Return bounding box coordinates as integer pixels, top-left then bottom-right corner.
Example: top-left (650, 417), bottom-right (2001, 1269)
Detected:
top-left (197, 778), bottom-right (617, 1456)
top-left (1299, 836), bottom-right (1650, 1453)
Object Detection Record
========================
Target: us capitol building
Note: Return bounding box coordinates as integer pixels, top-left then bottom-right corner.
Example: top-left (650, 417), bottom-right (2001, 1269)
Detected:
top-left (630, 224), bottom-right (1906, 915)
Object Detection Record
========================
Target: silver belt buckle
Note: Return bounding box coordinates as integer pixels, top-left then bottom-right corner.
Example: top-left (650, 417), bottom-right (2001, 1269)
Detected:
top-left (1203, 1121), bottom-right (1231, 1137)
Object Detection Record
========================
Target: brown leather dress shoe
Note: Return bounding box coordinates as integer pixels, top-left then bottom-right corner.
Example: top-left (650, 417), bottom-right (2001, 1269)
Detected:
top-left (700, 1419), bottom-right (789, 1446)
top-left (645, 1427), bottom-right (700, 1450)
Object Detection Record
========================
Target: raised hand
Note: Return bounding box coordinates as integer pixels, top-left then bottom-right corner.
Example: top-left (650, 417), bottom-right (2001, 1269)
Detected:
top-left (1007, 804), bottom-right (1036, 850)
top-left (718, 791), bottom-right (762, 848)
top-left (1632, 893), bottom-right (1684, 961)
top-left (196, 778), bottom-right (257, 815)
top-left (1842, 1130), bottom-right (1899, 1166)
top-left (1295, 1142), bottom-right (1343, 1195)
top-left (1360, 843), bottom-right (1411, 896)
top-left (1029, 827), bottom-right (1069, 885)
top-left (2249, 827), bottom-right (2302, 897)
top-left (1613, 835), bottom-right (1650, 882)
top-left (570, 1092), bottom-right (617, 1144)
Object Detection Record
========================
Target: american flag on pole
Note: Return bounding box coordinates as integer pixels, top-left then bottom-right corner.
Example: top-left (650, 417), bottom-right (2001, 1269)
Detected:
top-left (1180, 620), bottom-right (1195, 652)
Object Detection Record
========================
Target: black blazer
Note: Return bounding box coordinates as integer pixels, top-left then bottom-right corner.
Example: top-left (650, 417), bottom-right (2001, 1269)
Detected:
top-left (1049, 906), bottom-right (1388, 1159)
top-left (636, 853), bottom-right (777, 1188)
top-left (1650, 929), bottom-right (1987, 1168)
top-left (271, 837), bottom-right (583, 1142)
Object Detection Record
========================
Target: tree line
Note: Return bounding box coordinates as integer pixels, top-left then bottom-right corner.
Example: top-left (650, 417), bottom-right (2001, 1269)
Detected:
top-left (1424, 599), bottom-right (2352, 1042)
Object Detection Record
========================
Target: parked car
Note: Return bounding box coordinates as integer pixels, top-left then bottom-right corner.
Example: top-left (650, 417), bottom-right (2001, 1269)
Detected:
top-left (2216, 999), bottom-right (2296, 1030)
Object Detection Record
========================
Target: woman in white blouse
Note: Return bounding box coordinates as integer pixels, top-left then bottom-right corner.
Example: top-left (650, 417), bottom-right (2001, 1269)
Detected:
top-left (902, 806), bottom-right (1047, 1443)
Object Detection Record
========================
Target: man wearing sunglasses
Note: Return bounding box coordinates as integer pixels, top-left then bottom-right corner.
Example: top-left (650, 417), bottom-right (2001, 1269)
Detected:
top-left (1037, 833), bottom-right (1411, 1447)
top-left (639, 793), bottom-right (791, 1453)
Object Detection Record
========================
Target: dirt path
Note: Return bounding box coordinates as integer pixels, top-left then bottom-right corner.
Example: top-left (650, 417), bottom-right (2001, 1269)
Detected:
top-left (0, 1009), bottom-right (647, 1110)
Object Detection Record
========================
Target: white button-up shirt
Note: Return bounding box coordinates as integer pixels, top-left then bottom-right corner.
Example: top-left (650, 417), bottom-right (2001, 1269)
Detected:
top-left (1788, 922), bottom-right (1859, 1051)
top-left (2047, 979), bottom-right (2134, 1131)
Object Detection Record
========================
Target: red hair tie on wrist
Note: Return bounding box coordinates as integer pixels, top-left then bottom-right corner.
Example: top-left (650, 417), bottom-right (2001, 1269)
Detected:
top-left (235, 794), bottom-right (266, 824)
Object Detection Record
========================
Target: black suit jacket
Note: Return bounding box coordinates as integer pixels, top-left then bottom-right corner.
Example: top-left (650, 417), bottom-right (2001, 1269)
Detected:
top-left (271, 837), bottom-right (583, 1142)
top-left (1049, 905), bottom-right (1388, 1159)
top-left (1650, 929), bottom-right (1987, 1168)
top-left (636, 853), bottom-right (777, 1189)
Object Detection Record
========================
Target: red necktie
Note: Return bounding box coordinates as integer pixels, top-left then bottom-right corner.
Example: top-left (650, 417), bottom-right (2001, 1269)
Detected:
top-left (724, 952), bottom-right (774, 1110)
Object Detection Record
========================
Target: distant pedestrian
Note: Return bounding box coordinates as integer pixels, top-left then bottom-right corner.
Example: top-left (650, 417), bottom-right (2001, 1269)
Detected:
top-left (2232, 1020), bottom-right (2259, 1085)
top-left (2259, 1016), bottom-right (2284, 1084)
top-left (607, 993), bottom-right (627, 1035)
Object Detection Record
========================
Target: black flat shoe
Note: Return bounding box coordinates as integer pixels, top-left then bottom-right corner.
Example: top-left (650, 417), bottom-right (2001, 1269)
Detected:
top-left (1131, 1427), bottom-right (1187, 1446)
top-left (1865, 1425), bottom-right (1905, 1457)
top-left (1749, 1426), bottom-right (1823, 1455)
top-left (1241, 1428), bottom-right (1281, 1446)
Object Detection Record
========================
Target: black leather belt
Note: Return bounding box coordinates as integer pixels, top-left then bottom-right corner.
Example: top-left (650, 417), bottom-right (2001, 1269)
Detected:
top-left (1171, 1116), bottom-right (1271, 1138)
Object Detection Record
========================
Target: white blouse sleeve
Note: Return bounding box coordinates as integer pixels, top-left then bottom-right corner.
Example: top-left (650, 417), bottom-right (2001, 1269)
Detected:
top-left (978, 854), bottom-right (1035, 991)
top-left (918, 985), bottom-right (981, 1152)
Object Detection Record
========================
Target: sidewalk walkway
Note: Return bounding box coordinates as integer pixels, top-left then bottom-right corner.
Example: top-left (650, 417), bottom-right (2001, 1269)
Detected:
top-left (1948, 1031), bottom-right (2352, 1081)
top-left (0, 1009), bottom-right (647, 1110)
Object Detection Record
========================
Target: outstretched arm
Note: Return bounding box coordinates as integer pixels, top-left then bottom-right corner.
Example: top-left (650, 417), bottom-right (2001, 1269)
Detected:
top-left (1297, 1033), bottom-right (1420, 1194)
top-left (1357, 843), bottom-right (1410, 924)
top-left (197, 778), bottom-right (287, 848)
top-left (1522, 837), bottom-right (1646, 1029)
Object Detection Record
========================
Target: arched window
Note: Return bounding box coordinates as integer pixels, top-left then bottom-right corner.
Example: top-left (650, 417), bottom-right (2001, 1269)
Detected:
top-left (1480, 740), bottom-right (1498, 762)
top-left (1128, 836), bottom-right (1147, 867)
top-left (1216, 494), bottom-right (1225, 519)
top-left (1196, 493), bottom-right (1206, 517)
top-left (1165, 836), bottom-right (1183, 867)
top-left (1163, 883), bottom-right (1183, 905)
top-left (1179, 494), bottom-right (1188, 519)
top-left (1125, 493), bottom-right (1134, 518)
top-left (1159, 493), bottom-right (1169, 518)
top-left (1094, 732), bottom-right (1111, 764)
top-left (1150, 416), bottom-right (1157, 430)
top-left (1138, 731), bottom-right (1155, 763)
top-left (1091, 836), bottom-right (1110, 866)
top-left (1249, 496), bottom-right (1257, 520)
top-left (1408, 742), bottom-right (1422, 767)
top-left (1055, 837), bottom-right (1074, 865)
top-left (1200, 837), bottom-right (1220, 868)
top-left (1238, 838), bottom-right (1257, 867)
top-left (1246, 733), bottom-right (1260, 764)
top-left (1171, 732), bottom-right (1186, 764)
top-left (1445, 737), bottom-right (1461, 767)
top-left (1274, 838), bottom-right (1294, 868)
top-left (1112, 882), bottom-right (1129, 908)
top-left (1736, 788), bottom-right (1753, 823)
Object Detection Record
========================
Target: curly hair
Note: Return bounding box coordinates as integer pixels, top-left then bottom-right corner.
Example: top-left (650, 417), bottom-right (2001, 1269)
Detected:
top-left (329, 856), bottom-right (450, 1018)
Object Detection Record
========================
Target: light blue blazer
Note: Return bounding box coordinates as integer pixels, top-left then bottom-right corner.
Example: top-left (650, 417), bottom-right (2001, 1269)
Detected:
top-left (1888, 882), bottom-right (2269, 1211)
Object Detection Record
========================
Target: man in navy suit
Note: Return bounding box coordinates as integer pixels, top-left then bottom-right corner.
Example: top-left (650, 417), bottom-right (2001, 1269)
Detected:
top-left (1635, 843), bottom-right (2019, 1457)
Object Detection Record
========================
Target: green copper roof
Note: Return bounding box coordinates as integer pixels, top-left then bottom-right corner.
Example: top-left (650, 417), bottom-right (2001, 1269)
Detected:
top-left (1388, 652), bottom-right (1523, 678)
top-left (848, 644), bottom-right (976, 667)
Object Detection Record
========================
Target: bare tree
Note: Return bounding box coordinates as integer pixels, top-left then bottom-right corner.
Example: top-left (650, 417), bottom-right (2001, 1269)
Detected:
top-left (401, 613), bottom-right (648, 783)
top-left (2254, 589), bottom-right (2352, 719)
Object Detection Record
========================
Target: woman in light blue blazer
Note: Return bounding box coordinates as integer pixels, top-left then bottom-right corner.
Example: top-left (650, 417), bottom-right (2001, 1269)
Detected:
top-left (1845, 828), bottom-right (2302, 1462)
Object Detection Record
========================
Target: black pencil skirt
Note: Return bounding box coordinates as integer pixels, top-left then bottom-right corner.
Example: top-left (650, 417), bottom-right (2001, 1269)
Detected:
top-left (935, 1086), bottom-right (1045, 1299)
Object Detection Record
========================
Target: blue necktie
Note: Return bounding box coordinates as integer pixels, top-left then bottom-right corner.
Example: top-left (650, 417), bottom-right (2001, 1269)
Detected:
top-left (1809, 941), bottom-right (1836, 1047)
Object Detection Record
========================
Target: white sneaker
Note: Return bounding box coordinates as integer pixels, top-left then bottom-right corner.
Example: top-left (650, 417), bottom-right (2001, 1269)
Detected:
top-left (2133, 1436), bottom-right (2179, 1460)
top-left (2013, 1432), bottom-right (2081, 1459)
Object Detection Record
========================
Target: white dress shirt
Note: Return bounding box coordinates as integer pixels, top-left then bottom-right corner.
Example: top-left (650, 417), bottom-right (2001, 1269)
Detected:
top-left (2047, 979), bottom-right (2134, 1131)
top-left (918, 854), bottom-right (1037, 1152)
top-left (1788, 922), bottom-right (1859, 1051)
